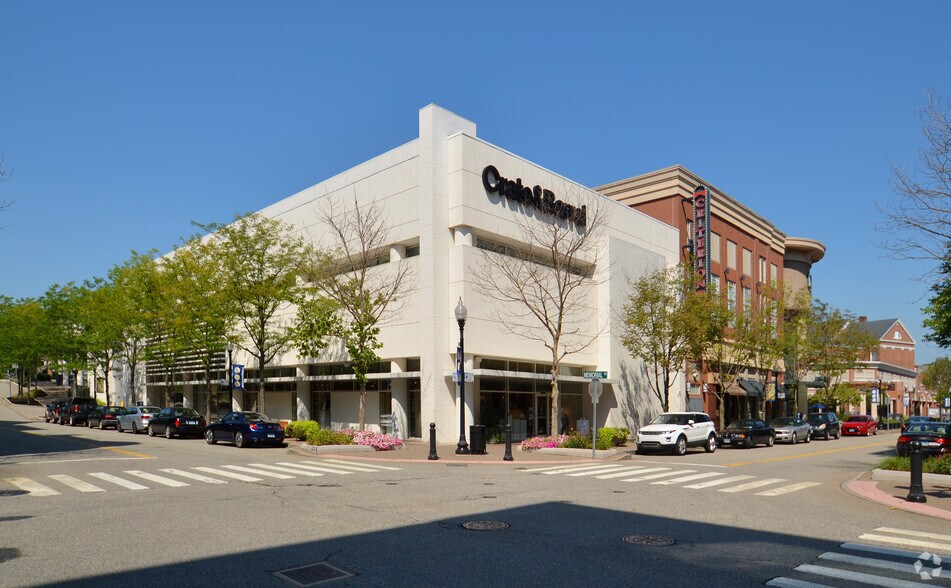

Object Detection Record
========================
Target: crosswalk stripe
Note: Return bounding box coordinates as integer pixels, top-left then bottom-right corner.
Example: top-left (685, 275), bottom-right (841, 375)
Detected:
top-left (6, 477), bottom-right (60, 496)
top-left (683, 475), bottom-right (754, 489)
top-left (89, 472), bottom-right (149, 490)
top-left (818, 552), bottom-right (951, 580)
top-left (221, 465), bottom-right (294, 479)
top-left (567, 466), bottom-right (637, 477)
top-left (755, 482), bottom-right (821, 496)
top-left (522, 464), bottom-right (578, 473)
top-left (651, 472), bottom-right (724, 485)
top-left (194, 467), bottom-right (261, 482)
top-left (766, 577), bottom-right (834, 588)
top-left (248, 464), bottom-right (324, 477)
top-left (320, 459), bottom-right (402, 471)
top-left (794, 563), bottom-right (933, 588)
top-left (610, 467), bottom-right (668, 479)
top-left (843, 542), bottom-right (949, 560)
top-left (875, 527), bottom-right (951, 543)
top-left (48, 474), bottom-right (105, 493)
top-left (277, 462), bottom-right (357, 474)
top-left (543, 464), bottom-right (628, 475)
top-left (858, 533), bottom-right (951, 556)
top-left (158, 469), bottom-right (227, 484)
top-left (718, 478), bottom-right (786, 493)
top-left (595, 467), bottom-right (654, 479)
top-left (284, 463), bottom-right (355, 475)
top-left (621, 470), bottom-right (689, 482)
top-left (125, 470), bottom-right (190, 487)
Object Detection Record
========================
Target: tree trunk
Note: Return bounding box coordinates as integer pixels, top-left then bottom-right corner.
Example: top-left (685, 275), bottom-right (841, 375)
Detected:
top-left (549, 349), bottom-right (560, 437)
top-left (204, 365), bottom-right (214, 422)
top-left (257, 355), bottom-right (266, 416)
top-left (359, 383), bottom-right (367, 431)
top-left (718, 394), bottom-right (726, 430)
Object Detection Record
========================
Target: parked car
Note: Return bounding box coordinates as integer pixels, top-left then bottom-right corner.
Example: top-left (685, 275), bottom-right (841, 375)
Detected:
top-left (44, 400), bottom-right (65, 423)
top-left (769, 417), bottom-right (811, 444)
top-left (901, 415), bottom-right (938, 433)
top-left (205, 411), bottom-right (286, 448)
top-left (116, 405), bottom-right (161, 434)
top-left (59, 397), bottom-right (99, 426)
top-left (842, 415), bottom-right (878, 436)
top-left (147, 407), bottom-right (207, 439)
top-left (807, 412), bottom-right (840, 440)
top-left (634, 411), bottom-right (717, 455)
top-left (87, 406), bottom-right (128, 430)
top-left (896, 422), bottom-right (951, 457)
top-left (717, 419), bottom-right (775, 448)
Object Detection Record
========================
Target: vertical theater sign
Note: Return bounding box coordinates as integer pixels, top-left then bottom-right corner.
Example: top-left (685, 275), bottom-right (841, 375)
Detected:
top-left (693, 184), bottom-right (711, 291)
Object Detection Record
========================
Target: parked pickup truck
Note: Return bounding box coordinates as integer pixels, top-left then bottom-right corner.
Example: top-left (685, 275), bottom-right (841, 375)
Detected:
top-left (59, 397), bottom-right (99, 426)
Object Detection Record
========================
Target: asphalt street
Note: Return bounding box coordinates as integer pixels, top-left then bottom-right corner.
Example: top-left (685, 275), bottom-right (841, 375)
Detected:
top-left (1, 401), bottom-right (949, 587)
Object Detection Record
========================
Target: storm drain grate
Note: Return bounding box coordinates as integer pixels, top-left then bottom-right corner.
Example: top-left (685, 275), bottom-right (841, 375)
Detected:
top-left (462, 520), bottom-right (509, 531)
top-left (622, 534), bottom-right (675, 547)
top-left (274, 562), bottom-right (355, 586)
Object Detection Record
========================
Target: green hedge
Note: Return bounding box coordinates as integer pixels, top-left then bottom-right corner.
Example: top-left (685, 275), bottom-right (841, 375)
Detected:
top-left (560, 431), bottom-right (613, 450)
top-left (599, 427), bottom-right (630, 447)
top-left (285, 420), bottom-right (321, 441)
top-left (306, 428), bottom-right (354, 446)
top-left (878, 454), bottom-right (951, 476)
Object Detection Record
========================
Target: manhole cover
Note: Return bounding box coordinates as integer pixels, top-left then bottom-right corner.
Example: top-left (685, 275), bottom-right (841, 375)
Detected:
top-left (0, 490), bottom-right (28, 497)
top-left (462, 520), bottom-right (509, 531)
top-left (622, 534), bottom-right (675, 546)
top-left (274, 562), bottom-right (355, 586)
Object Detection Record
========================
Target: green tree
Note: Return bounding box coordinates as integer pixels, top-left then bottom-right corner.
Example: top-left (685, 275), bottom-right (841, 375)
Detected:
top-left (921, 357), bottom-right (951, 409)
top-left (39, 283), bottom-right (89, 392)
top-left (299, 198), bottom-right (411, 431)
top-left (922, 248), bottom-right (951, 347)
top-left (743, 283), bottom-right (791, 417)
top-left (621, 262), bottom-right (702, 412)
top-left (201, 213), bottom-right (305, 414)
top-left (0, 298), bottom-right (48, 395)
top-left (75, 279), bottom-right (127, 406)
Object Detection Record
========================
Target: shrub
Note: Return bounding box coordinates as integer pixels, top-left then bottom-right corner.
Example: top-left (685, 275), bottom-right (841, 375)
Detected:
top-left (598, 427), bottom-right (629, 447)
top-left (351, 430), bottom-right (404, 451)
top-left (306, 428), bottom-right (354, 446)
top-left (561, 432), bottom-right (590, 449)
top-left (877, 454), bottom-right (951, 476)
top-left (285, 420), bottom-right (320, 441)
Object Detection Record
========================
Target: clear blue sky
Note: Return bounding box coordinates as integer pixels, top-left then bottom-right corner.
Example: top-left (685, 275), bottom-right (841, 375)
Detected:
top-left (1, 1), bottom-right (949, 363)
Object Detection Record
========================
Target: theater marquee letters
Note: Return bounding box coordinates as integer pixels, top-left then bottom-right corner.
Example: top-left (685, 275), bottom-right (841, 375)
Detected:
top-left (481, 165), bottom-right (587, 229)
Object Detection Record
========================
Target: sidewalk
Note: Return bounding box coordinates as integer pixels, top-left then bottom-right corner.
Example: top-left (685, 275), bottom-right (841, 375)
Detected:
top-left (846, 468), bottom-right (951, 521)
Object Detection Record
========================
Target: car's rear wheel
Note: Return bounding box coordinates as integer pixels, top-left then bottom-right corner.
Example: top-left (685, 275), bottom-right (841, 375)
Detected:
top-left (165, 426), bottom-right (174, 439)
top-left (673, 436), bottom-right (687, 456)
top-left (69, 416), bottom-right (76, 427)
top-left (833, 429), bottom-right (840, 439)
top-left (805, 432), bottom-right (811, 443)
top-left (824, 430), bottom-right (830, 440)
top-left (745, 437), bottom-right (753, 449)
top-left (205, 429), bottom-right (217, 445)
top-left (99, 421), bottom-right (105, 430)
top-left (235, 432), bottom-right (246, 448)
top-left (117, 421), bottom-right (123, 433)
top-left (147, 425), bottom-right (156, 437)
top-left (704, 434), bottom-right (716, 453)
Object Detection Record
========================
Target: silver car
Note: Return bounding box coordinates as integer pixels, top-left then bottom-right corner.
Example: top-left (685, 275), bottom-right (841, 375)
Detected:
top-left (769, 417), bottom-right (811, 444)
top-left (116, 405), bottom-right (161, 434)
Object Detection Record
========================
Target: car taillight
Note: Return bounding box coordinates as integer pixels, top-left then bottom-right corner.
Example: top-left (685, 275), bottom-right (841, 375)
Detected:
top-left (939, 438), bottom-right (951, 446)
top-left (105, 414), bottom-right (114, 420)
top-left (898, 436), bottom-right (911, 443)
top-left (174, 418), bottom-right (181, 427)
top-left (142, 415), bottom-right (151, 420)
top-left (249, 423), bottom-right (262, 431)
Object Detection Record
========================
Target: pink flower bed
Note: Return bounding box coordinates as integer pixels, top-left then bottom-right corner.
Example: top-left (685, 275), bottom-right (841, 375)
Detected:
top-left (519, 434), bottom-right (569, 451)
top-left (350, 430), bottom-right (404, 451)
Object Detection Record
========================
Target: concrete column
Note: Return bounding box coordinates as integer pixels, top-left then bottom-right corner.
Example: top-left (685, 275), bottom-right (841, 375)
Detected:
top-left (390, 359), bottom-right (408, 439)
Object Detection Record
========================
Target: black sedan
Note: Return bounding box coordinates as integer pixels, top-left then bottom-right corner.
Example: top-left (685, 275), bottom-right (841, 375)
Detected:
top-left (896, 422), bottom-right (951, 457)
top-left (717, 419), bottom-right (775, 448)
top-left (205, 412), bottom-right (286, 448)
top-left (146, 407), bottom-right (207, 439)
top-left (88, 406), bottom-right (128, 430)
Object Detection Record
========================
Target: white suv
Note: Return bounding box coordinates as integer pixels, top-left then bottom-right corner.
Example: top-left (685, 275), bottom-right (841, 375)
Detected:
top-left (636, 412), bottom-right (717, 455)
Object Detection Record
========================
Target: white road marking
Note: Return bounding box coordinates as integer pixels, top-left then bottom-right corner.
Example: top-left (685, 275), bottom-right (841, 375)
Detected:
top-left (766, 578), bottom-right (834, 588)
top-left (284, 463), bottom-right (355, 475)
top-left (594, 467), bottom-right (654, 479)
top-left (818, 552), bottom-right (950, 579)
top-left (320, 458), bottom-right (402, 471)
top-left (858, 533), bottom-right (951, 556)
top-left (542, 464), bottom-right (628, 475)
top-left (683, 475), bottom-right (754, 489)
top-left (794, 563), bottom-right (934, 587)
top-left (875, 527), bottom-right (951, 543)
top-left (221, 465), bottom-right (294, 479)
top-left (651, 472), bottom-right (724, 485)
top-left (843, 542), bottom-right (950, 560)
top-left (89, 472), bottom-right (149, 490)
top-left (247, 463), bottom-right (324, 477)
top-left (755, 482), bottom-right (821, 496)
top-left (718, 478), bottom-right (786, 493)
top-left (48, 474), bottom-right (105, 493)
top-left (125, 470), bottom-right (190, 487)
top-left (609, 467), bottom-right (669, 479)
top-left (6, 477), bottom-right (60, 496)
top-left (194, 467), bottom-right (261, 482)
top-left (630, 459), bottom-right (727, 468)
top-left (567, 465), bottom-right (638, 477)
top-left (621, 470), bottom-right (691, 482)
top-left (159, 469), bottom-right (228, 484)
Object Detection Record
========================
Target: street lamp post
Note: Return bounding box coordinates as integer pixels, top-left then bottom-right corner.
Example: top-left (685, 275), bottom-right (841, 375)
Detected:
top-left (226, 342), bottom-right (235, 412)
top-left (454, 298), bottom-right (470, 455)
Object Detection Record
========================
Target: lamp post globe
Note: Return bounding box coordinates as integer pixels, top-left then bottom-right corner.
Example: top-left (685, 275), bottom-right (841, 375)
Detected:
top-left (454, 298), bottom-right (470, 455)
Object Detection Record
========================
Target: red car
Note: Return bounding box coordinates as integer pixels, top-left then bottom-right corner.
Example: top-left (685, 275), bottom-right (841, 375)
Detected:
top-left (842, 415), bottom-right (878, 436)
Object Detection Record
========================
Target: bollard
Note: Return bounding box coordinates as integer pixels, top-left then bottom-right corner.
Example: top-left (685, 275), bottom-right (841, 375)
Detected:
top-left (427, 422), bottom-right (439, 461)
top-left (503, 422), bottom-right (513, 461)
top-left (906, 440), bottom-right (926, 503)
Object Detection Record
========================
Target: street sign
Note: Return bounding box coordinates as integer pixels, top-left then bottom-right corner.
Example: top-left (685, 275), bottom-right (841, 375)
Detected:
top-left (588, 378), bottom-right (603, 402)
top-left (451, 372), bottom-right (474, 383)
top-left (583, 371), bottom-right (607, 379)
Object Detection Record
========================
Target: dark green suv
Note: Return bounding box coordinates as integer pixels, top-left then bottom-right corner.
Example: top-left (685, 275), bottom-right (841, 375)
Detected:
top-left (807, 412), bottom-right (840, 440)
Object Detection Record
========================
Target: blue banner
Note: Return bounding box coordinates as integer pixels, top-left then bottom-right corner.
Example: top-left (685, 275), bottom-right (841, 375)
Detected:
top-left (232, 364), bottom-right (245, 390)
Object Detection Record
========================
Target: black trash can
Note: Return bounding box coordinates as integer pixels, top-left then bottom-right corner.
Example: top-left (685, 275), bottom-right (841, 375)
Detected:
top-left (469, 425), bottom-right (487, 455)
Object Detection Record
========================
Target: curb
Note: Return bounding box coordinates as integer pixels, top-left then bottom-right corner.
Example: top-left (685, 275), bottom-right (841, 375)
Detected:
top-left (845, 478), bottom-right (951, 521)
top-left (871, 468), bottom-right (951, 486)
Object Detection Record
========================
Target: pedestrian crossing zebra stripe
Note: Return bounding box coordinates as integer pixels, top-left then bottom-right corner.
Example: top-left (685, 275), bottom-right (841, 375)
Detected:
top-left (857, 533), bottom-right (951, 556)
top-left (158, 469), bottom-right (228, 484)
top-left (683, 475), bottom-right (754, 489)
top-left (89, 472), bottom-right (149, 490)
top-left (221, 465), bottom-right (294, 479)
top-left (875, 527), bottom-right (951, 543)
top-left (248, 463), bottom-right (325, 477)
top-left (319, 459), bottom-right (402, 471)
top-left (621, 470), bottom-right (689, 482)
top-left (755, 482), bottom-right (821, 496)
top-left (6, 477), bottom-right (60, 496)
top-left (652, 472), bottom-right (724, 485)
top-left (125, 470), bottom-right (190, 488)
top-left (718, 478), bottom-right (787, 493)
top-left (792, 563), bottom-right (930, 588)
top-left (193, 467), bottom-right (261, 482)
top-left (283, 463), bottom-right (355, 475)
top-left (594, 467), bottom-right (655, 479)
top-left (817, 552), bottom-right (951, 580)
top-left (613, 467), bottom-right (669, 478)
top-left (567, 465), bottom-right (637, 477)
top-left (48, 474), bottom-right (105, 493)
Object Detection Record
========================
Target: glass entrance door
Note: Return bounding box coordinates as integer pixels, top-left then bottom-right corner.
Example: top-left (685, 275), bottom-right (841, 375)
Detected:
top-left (535, 393), bottom-right (550, 437)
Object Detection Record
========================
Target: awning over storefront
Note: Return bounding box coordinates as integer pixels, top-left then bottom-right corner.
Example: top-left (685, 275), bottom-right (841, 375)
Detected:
top-left (738, 379), bottom-right (764, 397)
